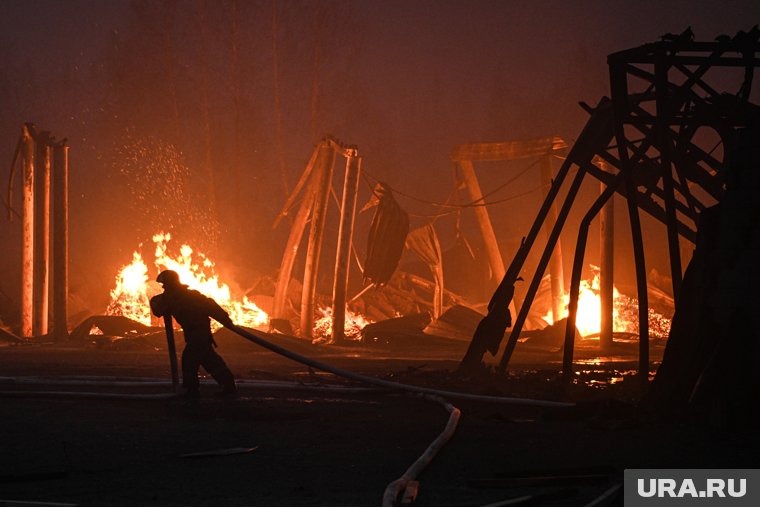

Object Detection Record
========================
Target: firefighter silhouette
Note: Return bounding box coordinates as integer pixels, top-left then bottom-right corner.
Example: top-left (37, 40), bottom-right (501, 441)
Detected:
top-left (150, 270), bottom-right (237, 398)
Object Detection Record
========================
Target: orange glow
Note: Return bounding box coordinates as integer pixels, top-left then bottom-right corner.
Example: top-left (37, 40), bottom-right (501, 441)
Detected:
top-left (107, 232), bottom-right (269, 330)
top-left (542, 271), bottom-right (671, 338)
top-left (107, 251), bottom-right (151, 325)
top-left (313, 305), bottom-right (374, 342)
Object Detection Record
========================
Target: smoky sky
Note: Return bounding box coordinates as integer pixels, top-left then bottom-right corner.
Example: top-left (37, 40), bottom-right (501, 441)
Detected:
top-left (1, 0), bottom-right (759, 315)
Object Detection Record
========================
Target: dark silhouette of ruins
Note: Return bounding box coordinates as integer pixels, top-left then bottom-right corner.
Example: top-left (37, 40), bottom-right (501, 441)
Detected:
top-left (464, 28), bottom-right (760, 421)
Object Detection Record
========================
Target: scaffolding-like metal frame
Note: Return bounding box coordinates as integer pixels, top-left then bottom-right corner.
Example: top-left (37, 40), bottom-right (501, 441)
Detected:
top-left (489, 31), bottom-right (760, 382)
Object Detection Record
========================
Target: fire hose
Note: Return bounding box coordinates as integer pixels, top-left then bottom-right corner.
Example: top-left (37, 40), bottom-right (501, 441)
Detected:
top-left (381, 396), bottom-right (460, 507)
top-left (224, 324), bottom-right (572, 506)
top-left (0, 376), bottom-right (382, 393)
top-left (0, 324), bottom-right (573, 506)
top-left (224, 324), bottom-right (573, 408)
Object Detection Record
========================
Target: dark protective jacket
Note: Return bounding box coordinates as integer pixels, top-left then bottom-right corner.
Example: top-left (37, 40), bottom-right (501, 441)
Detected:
top-left (150, 286), bottom-right (232, 342)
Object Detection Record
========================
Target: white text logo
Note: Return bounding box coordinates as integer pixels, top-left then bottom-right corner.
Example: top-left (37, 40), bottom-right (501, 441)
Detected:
top-left (637, 478), bottom-right (747, 498)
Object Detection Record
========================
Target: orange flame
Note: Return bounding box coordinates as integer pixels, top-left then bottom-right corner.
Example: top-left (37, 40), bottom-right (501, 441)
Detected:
top-left (542, 272), bottom-right (671, 338)
top-left (107, 251), bottom-right (151, 325)
top-left (107, 233), bottom-right (269, 330)
top-left (313, 305), bottom-right (374, 342)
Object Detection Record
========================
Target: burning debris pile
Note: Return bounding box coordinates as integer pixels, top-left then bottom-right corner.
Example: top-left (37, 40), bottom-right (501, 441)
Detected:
top-left (107, 232), bottom-right (268, 330)
top-left (99, 233), bottom-right (670, 350)
top-left (267, 270), bottom-right (452, 343)
top-left (539, 269), bottom-right (672, 339)
top-left (105, 232), bottom-right (376, 342)
top-left (312, 306), bottom-right (373, 342)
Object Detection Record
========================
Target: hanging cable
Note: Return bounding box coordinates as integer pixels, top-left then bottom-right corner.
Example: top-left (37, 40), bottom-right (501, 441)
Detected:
top-left (4, 134), bottom-right (23, 221)
top-left (363, 157), bottom-right (542, 210)
top-left (329, 185), bottom-right (365, 273)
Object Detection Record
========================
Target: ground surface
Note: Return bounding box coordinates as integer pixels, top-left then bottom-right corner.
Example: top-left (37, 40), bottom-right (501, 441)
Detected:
top-left (1, 331), bottom-right (757, 506)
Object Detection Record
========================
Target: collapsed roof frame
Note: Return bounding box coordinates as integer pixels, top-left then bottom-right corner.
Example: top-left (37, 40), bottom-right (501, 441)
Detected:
top-left (450, 137), bottom-right (569, 323)
top-left (487, 30), bottom-right (760, 381)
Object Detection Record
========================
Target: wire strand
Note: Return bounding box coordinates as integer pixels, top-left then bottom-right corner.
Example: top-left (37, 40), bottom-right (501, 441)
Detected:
top-left (364, 157), bottom-right (543, 210)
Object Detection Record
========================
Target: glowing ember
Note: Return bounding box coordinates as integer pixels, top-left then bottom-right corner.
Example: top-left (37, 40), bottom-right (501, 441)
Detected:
top-left (313, 305), bottom-right (374, 342)
top-left (107, 232), bottom-right (269, 330)
top-left (542, 271), bottom-right (671, 338)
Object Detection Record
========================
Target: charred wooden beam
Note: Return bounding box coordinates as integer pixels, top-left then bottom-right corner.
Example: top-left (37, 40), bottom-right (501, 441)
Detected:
top-left (608, 40), bottom-right (760, 64)
top-left (563, 173), bottom-right (622, 380)
top-left (496, 98), bottom-right (614, 371)
top-left (599, 163), bottom-right (615, 351)
top-left (675, 64), bottom-right (722, 98)
top-left (499, 166), bottom-right (588, 372)
top-left (671, 162), bottom-right (704, 216)
top-left (610, 62), bottom-right (650, 385)
top-left (540, 154), bottom-right (565, 323)
top-left (655, 51), bottom-right (683, 303)
top-left (633, 55), bottom-right (760, 67)
top-left (584, 156), bottom-right (698, 242)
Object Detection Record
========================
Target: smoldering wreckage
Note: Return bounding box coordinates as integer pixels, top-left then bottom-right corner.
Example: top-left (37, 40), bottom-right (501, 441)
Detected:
top-left (1, 31), bottom-right (760, 506)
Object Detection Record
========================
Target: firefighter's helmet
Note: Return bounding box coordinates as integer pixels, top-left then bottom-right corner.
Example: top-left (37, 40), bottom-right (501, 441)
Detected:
top-left (156, 269), bottom-right (182, 287)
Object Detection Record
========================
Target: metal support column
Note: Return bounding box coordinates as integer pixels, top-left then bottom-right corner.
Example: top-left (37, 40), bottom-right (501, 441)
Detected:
top-left (655, 53), bottom-right (683, 304)
top-left (52, 140), bottom-right (69, 340)
top-left (499, 166), bottom-right (588, 372)
top-left (33, 131), bottom-right (51, 336)
top-left (599, 162), bottom-right (615, 350)
top-left (330, 150), bottom-right (361, 342)
top-left (541, 154), bottom-right (565, 323)
top-left (21, 125), bottom-right (35, 337)
top-left (610, 64), bottom-right (649, 384)
top-left (300, 142), bottom-right (335, 339)
top-left (563, 175), bottom-right (621, 380)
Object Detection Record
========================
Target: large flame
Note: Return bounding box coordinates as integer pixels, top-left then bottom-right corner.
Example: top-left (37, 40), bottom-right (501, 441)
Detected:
top-left (313, 305), bottom-right (374, 343)
top-left (542, 271), bottom-right (671, 338)
top-left (107, 251), bottom-right (151, 325)
top-left (107, 233), bottom-right (269, 330)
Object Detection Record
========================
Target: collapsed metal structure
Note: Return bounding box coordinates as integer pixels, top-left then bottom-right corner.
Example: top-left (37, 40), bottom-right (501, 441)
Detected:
top-left (451, 137), bottom-right (570, 324)
top-left (480, 30), bottom-right (760, 380)
top-left (272, 137), bottom-right (362, 342)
